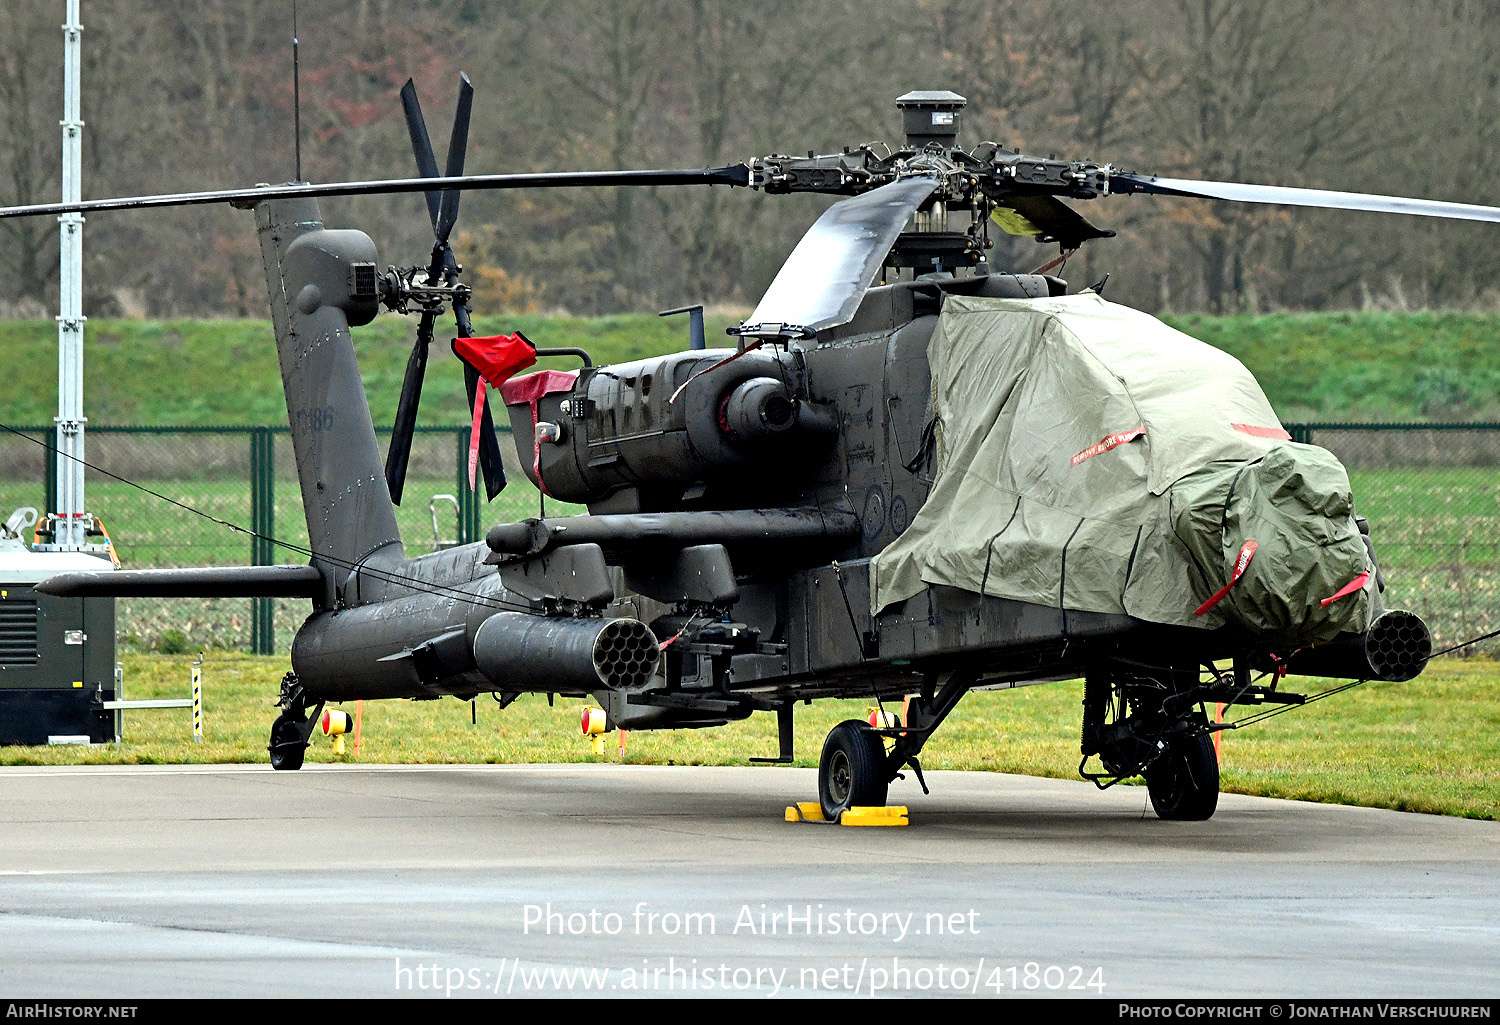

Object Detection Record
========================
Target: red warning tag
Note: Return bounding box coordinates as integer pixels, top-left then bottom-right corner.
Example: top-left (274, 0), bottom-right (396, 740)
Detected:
top-left (468, 379), bottom-right (487, 490)
top-left (1233, 423), bottom-right (1292, 440)
top-left (1195, 540), bottom-right (1258, 616)
top-left (1071, 427), bottom-right (1146, 466)
top-left (1320, 571), bottom-right (1370, 607)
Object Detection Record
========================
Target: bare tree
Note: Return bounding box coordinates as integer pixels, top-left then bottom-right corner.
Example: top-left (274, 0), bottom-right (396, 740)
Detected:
top-left (1, 0), bottom-right (1497, 317)
top-left (0, 5), bottom-right (62, 308)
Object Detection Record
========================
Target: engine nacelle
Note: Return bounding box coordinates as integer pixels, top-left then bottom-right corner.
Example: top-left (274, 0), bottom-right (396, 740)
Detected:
top-left (502, 349), bottom-right (836, 510)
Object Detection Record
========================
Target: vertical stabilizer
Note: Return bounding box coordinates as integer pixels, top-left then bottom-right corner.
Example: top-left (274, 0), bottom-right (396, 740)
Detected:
top-left (253, 196), bottom-right (402, 606)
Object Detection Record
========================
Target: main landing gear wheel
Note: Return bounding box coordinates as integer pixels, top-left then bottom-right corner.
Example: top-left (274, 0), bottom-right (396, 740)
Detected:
top-left (819, 719), bottom-right (889, 820)
top-left (1144, 731), bottom-right (1219, 821)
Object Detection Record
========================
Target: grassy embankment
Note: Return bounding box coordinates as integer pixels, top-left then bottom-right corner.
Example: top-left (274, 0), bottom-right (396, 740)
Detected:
top-left (0, 313), bottom-right (742, 427)
top-left (4, 309), bottom-right (1500, 424)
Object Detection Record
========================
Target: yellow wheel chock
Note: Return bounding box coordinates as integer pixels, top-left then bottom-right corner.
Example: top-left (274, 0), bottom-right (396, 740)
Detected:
top-left (784, 801), bottom-right (908, 826)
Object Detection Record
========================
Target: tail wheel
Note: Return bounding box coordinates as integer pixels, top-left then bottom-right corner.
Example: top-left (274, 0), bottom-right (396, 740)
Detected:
top-left (819, 719), bottom-right (889, 820)
top-left (268, 673), bottom-right (317, 771)
top-left (268, 714), bottom-right (308, 771)
top-left (1144, 731), bottom-right (1219, 821)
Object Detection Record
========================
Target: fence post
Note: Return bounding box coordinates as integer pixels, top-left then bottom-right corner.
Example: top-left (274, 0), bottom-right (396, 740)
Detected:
top-left (43, 432), bottom-right (57, 520)
top-left (250, 427), bottom-right (275, 655)
top-left (457, 427), bottom-right (481, 544)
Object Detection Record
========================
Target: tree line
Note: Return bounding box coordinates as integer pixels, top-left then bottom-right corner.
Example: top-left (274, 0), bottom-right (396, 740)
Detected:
top-left (2, 0), bottom-right (1497, 319)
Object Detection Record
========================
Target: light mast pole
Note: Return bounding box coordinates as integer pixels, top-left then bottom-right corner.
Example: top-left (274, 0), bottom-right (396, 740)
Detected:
top-left (51, 0), bottom-right (88, 551)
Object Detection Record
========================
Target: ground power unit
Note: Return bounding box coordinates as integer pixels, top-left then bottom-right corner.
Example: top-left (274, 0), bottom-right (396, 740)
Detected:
top-left (0, 518), bottom-right (117, 746)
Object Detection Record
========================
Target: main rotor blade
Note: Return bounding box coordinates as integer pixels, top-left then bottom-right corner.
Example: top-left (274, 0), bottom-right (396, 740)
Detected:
top-left (1113, 173), bottom-right (1500, 224)
top-left (739, 175), bottom-right (938, 338)
top-left (0, 165), bottom-right (753, 220)
top-left (435, 73), bottom-right (473, 245)
top-left (399, 79), bottom-right (443, 230)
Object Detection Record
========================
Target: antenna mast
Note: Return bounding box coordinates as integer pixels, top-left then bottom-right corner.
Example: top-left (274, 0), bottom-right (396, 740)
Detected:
top-left (47, 0), bottom-right (95, 553)
top-left (293, 0), bottom-right (302, 182)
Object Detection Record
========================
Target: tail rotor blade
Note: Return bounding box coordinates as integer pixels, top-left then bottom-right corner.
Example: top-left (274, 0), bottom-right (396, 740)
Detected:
top-left (399, 78), bottom-right (442, 230)
top-left (1112, 172), bottom-right (1500, 225)
top-left (435, 73), bottom-right (473, 245)
top-left (384, 326), bottom-right (434, 506)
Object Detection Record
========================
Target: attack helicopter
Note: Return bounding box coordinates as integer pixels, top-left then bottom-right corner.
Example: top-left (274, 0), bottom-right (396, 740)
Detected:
top-left (15, 81), bottom-right (1492, 823)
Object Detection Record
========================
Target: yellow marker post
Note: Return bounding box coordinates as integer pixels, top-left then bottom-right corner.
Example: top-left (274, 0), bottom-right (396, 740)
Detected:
top-left (319, 708), bottom-right (352, 755)
top-left (581, 706), bottom-right (608, 756)
top-left (191, 652), bottom-right (203, 744)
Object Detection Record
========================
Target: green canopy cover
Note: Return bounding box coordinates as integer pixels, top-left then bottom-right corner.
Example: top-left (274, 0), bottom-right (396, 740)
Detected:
top-left (871, 293), bottom-right (1376, 643)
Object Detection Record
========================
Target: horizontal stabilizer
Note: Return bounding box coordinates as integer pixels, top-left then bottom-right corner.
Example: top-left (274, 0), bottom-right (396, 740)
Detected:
top-left (36, 565), bottom-right (324, 599)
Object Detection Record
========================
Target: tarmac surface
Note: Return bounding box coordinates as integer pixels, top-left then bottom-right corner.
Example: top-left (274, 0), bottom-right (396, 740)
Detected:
top-left (0, 762), bottom-right (1496, 999)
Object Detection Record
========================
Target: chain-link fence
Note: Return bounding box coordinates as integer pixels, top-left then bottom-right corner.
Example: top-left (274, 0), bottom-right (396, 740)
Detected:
top-left (2, 422), bottom-right (1497, 655)
top-left (1292, 423), bottom-right (1500, 654)
top-left (0, 424), bottom-right (557, 654)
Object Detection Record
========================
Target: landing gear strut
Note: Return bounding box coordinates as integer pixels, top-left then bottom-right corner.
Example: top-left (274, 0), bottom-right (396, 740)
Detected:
top-left (815, 670), bottom-right (974, 820)
top-left (1079, 662), bottom-right (1220, 820)
top-left (268, 672), bottom-right (323, 771)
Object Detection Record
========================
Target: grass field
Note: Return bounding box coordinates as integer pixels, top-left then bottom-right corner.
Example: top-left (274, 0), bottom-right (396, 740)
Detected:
top-left (1162, 310), bottom-right (1500, 421)
top-left (1, 652), bottom-right (1494, 822)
